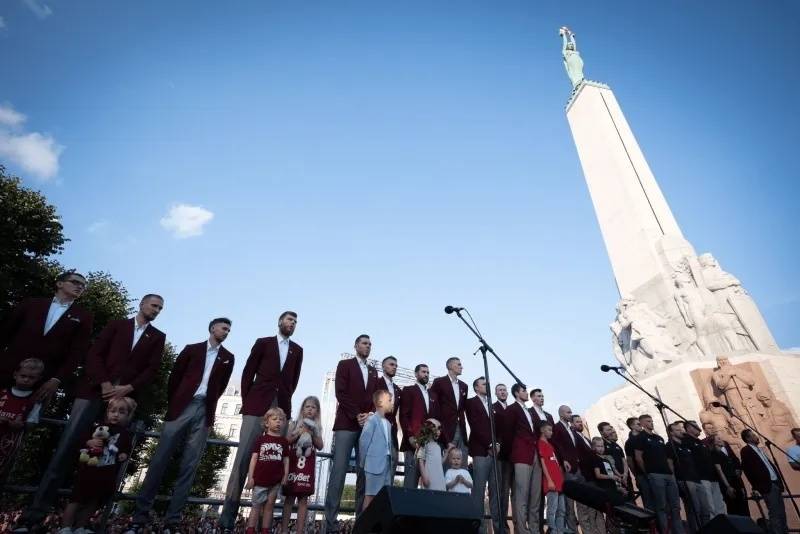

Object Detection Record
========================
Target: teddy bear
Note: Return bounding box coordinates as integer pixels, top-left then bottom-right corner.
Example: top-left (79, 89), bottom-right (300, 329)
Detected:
top-left (295, 418), bottom-right (317, 458)
top-left (79, 425), bottom-right (110, 466)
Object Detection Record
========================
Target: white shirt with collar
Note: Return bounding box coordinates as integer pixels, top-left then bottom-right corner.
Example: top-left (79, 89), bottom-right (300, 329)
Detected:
top-left (749, 443), bottom-right (778, 481)
top-left (132, 317), bottom-right (149, 349)
top-left (194, 341), bottom-right (220, 398)
top-left (561, 420), bottom-right (576, 445)
top-left (44, 298), bottom-right (72, 334)
top-left (498, 399), bottom-right (507, 409)
top-left (418, 383), bottom-right (430, 412)
top-left (450, 374), bottom-right (461, 408)
top-left (533, 404), bottom-right (547, 421)
top-left (277, 333), bottom-right (291, 370)
top-left (356, 356), bottom-right (369, 388)
top-left (478, 394), bottom-right (490, 415)
top-left (519, 400), bottom-right (533, 430)
top-left (383, 376), bottom-right (395, 404)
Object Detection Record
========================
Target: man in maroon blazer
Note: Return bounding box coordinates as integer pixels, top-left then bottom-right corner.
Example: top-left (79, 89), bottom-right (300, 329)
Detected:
top-left (324, 335), bottom-right (379, 532)
top-left (529, 388), bottom-right (555, 431)
top-left (507, 383), bottom-right (540, 534)
top-left (21, 293), bottom-right (165, 527)
top-left (219, 311), bottom-right (302, 531)
top-left (400, 363), bottom-right (436, 489)
top-left (130, 318), bottom-right (234, 530)
top-left (552, 405), bottom-right (593, 534)
top-left (740, 429), bottom-right (788, 533)
top-left (429, 356), bottom-right (468, 459)
top-left (493, 383), bottom-right (512, 534)
top-left (376, 356), bottom-right (401, 465)
top-left (466, 377), bottom-right (503, 534)
top-left (0, 271), bottom-right (93, 398)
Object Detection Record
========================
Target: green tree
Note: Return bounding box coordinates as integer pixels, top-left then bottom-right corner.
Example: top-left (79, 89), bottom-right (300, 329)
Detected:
top-left (0, 165), bottom-right (67, 317)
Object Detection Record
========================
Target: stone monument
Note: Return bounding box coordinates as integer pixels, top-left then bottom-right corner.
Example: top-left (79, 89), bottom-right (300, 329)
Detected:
top-left (560, 26), bottom-right (800, 520)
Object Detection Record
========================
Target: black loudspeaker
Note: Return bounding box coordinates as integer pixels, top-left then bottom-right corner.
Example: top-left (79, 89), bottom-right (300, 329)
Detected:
top-left (562, 479), bottom-right (656, 531)
top-left (698, 514), bottom-right (761, 534)
top-left (562, 479), bottom-right (626, 511)
top-left (353, 486), bottom-right (482, 534)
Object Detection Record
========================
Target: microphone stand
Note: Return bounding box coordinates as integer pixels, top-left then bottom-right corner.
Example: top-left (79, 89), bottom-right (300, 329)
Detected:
top-left (607, 367), bottom-right (702, 529)
top-left (450, 309), bottom-right (521, 533)
top-left (717, 404), bottom-right (800, 520)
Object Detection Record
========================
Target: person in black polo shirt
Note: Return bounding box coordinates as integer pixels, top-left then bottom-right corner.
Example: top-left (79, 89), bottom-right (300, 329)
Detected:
top-left (633, 415), bottom-right (684, 534)
top-left (684, 420), bottom-right (725, 519)
top-left (667, 422), bottom-right (705, 533)
top-left (599, 422), bottom-right (630, 495)
top-left (625, 416), bottom-right (655, 511)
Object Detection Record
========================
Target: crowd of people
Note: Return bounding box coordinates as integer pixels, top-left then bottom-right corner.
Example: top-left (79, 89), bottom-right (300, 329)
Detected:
top-left (0, 270), bottom-right (797, 534)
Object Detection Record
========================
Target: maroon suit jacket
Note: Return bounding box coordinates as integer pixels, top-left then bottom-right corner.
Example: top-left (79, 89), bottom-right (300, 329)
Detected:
top-left (506, 401), bottom-right (537, 465)
top-left (741, 444), bottom-right (783, 494)
top-left (399, 383), bottom-right (436, 452)
top-left (0, 297), bottom-right (93, 385)
top-left (530, 406), bottom-right (555, 436)
top-left (240, 336), bottom-right (303, 417)
top-left (332, 357), bottom-right (379, 432)
top-left (166, 341), bottom-right (234, 427)
top-left (80, 318), bottom-right (166, 399)
top-left (574, 430), bottom-right (596, 479)
top-left (493, 400), bottom-right (512, 461)
top-left (428, 375), bottom-right (468, 445)
top-left (552, 420), bottom-right (580, 474)
top-left (375, 377), bottom-right (401, 449)
top-left (465, 396), bottom-right (500, 458)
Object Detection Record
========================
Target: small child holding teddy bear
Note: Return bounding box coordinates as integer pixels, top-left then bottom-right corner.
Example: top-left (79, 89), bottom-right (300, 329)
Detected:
top-left (59, 397), bottom-right (137, 534)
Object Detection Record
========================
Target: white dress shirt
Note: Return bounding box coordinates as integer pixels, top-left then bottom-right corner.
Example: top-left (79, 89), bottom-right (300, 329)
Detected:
top-left (383, 376), bottom-right (395, 404)
top-left (478, 394), bottom-right (490, 415)
top-left (382, 417), bottom-right (392, 452)
top-left (277, 333), bottom-right (290, 370)
top-left (561, 420), bottom-right (576, 445)
top-left (749, 443), bottom-right (778, 481)
top-left (450, 375), bottom-right (461, 408)
top-left (533, 404), bottom-right (546, 421)
top-left (519, 400), bottom-right (533, 430)
top-left (194, 341), bottom-right (220, 398)
top-left (44, 298), bottom-right (72, 334)
top-left (357, 357), bottom-right (369, 388)
top-left (132, 318), bottom-right (149, 349)
top-left (418, 383), bottom-right (430, 412)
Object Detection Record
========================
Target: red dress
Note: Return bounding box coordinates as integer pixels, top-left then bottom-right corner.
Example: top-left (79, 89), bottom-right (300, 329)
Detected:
top-left (71, 424), bottom-right (132, 504)
top-left (0, 388), bottom-right (37, 476)
top-left (538, 439), bottom-right (564, 492)
top-left (284, 447), bottom-right (316, 497)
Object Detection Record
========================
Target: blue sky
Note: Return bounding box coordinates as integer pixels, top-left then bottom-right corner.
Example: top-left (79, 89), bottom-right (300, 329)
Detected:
top-left (1, 0), bottom-right (798, 418)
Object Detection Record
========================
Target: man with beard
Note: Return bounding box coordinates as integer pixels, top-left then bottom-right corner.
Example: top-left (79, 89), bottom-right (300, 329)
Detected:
top-left (599, 422), bottom-right (630, 496)
top-left (128, 318), bottom-right (235, 532)
top-left (19, 294), bottom-right (166, 530)
top-left (219, 311), bottom-right (303, 533)
top-left (376, 356), bottom-right (401, 472)
top-left (572, 414), bottom-right (605, 534)
top-left (625, 416), bottom-right (654, 511)
top-left (400, 363), bottom-right (435, 488)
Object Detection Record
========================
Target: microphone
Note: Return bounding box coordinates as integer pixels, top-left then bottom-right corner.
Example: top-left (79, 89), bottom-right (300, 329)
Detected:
top-left (600, 364), bottom-right (624, 372)
top-left (444, 306), bottom-right (465, 314)
top-left (711, 401), bottom-right (732, 412)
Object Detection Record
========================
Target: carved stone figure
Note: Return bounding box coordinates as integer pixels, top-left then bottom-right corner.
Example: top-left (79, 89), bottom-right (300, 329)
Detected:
top-left (560, 26), bottom-right (585, 89)
top-left (711, 357), bottom-right (759, 427)
top-left (611, 297), bottom-right (680, 376)
top-left (699, 253), bottom-right (744, 294)
top-left (699, 400), bottom-right (739, 444)
top-left (673, 275), bottom-right (740, 355)
top-left (757, 393), bottom-right (793, 444)
top-left (698, 253), bottom-right (756, 351)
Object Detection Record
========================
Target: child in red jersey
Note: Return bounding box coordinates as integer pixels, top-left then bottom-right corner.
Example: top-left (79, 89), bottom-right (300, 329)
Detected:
top-left (0, 358), bottom-right (44, 481)
top-left (280, 396), bottom-right (324, 534)
top-left (538, 421), bottom-right (565, 534)
top-left (59, 397), bottom-right (136, 534)
top-left (245, 407), bottom-right (289, 534)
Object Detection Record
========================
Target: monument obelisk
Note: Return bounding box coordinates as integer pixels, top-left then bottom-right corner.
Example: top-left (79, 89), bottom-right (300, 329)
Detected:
top-left (560, 26), bottom-right (800, 520)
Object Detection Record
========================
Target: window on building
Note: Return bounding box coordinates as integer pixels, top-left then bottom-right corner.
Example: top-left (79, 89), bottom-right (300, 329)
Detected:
top-left (221, 403), bottom-right (229, 415)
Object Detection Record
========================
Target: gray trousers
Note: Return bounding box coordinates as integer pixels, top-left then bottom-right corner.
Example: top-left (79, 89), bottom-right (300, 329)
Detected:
top-left (472, 455), bottom-right (501, 534)
top-left (763, 481), bottom-right (788, 534)
top-left (635, 472), bottom-right (656, 511)
top-left (219, 414), bottom-right (264, 529)
top-left (496, 459), bottom-right (513, 534)
top-left (451, 426), bottom-right (468, 463)
top-left (23, 397), bottom-right (104, 524)
top-left (324, 429), bottom-right (365, 532)
top-left (700, 479), bottom-right (726, 517)
top-left (403, 450), bottom-right (419, 488)
top-left (681, 481), bottom-right (707, 533)
top-left (648, 473), bottom-right (684, 534)
top-left (133, 398), bottom-right (209, 524)
top-left (512, 461), bottom-right (541, 534)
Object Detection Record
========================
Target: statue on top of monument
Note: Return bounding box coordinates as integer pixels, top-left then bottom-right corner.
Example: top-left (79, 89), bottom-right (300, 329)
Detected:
top-left (611, 296), bottom-right (679, 376)
top-left (699, 253), bottom-right (745, 294)
top-left (560, 26), bottom-right (585, 90)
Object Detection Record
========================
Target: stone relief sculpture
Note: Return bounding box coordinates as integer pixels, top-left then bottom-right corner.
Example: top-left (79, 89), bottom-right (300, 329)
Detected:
top-left (560, 26), bottom-right (585, 89)
top-left (611, 297), bottom-right (680, 376)
top-left (711, 356), bottom-right (758, 426)
top-left (757, 393), bottom-right (793, 445)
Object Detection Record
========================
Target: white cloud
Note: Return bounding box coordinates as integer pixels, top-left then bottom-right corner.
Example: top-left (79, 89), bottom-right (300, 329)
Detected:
top-left (0, 16), bottom-right (7, 29)
top-left (160, 204), bottom-right (214, 239)
top-left (87, 220), bottom-right (109, 234)
top-left (0, 103), bottom-right (64, 181)
top-left (0, 104), bottom-right (26, 127)
top-left (22, 0), bottom-right (52, 19)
